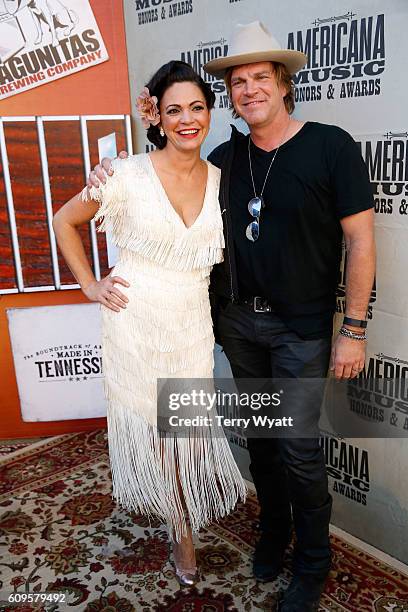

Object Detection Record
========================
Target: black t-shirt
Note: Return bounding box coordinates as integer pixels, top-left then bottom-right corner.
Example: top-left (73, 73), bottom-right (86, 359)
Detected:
top-left (230, 121), bottom-right (374, 339)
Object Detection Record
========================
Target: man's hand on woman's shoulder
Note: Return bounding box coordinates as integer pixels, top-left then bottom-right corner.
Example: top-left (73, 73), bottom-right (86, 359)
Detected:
top-left (87, 150), bottom-right (129, 188)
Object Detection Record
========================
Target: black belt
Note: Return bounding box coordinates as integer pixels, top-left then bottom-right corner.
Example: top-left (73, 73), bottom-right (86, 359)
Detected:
top-left (238, 296), bottom-right (274, 313)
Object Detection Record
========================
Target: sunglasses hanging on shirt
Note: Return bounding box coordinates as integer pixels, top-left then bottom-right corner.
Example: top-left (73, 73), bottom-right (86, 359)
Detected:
top-left (246, 118), bottom-right (292, 242)
top-left (246, 139), bottom-right (279, 242)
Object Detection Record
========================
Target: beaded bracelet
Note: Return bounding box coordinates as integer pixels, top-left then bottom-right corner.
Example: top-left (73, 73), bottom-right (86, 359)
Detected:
top-left (339, 327), bottom-right (367, 341)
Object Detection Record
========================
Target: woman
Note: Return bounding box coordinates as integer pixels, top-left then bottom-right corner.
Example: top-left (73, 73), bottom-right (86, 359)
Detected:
top-left (53, 61), bottom-right (246, 586)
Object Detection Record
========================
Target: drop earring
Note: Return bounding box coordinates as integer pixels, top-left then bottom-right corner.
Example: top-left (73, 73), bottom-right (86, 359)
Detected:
top-left (160, 126), bottom-right (165, 137)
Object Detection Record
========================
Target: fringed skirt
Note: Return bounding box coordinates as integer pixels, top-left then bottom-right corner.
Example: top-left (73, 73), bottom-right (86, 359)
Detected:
top-left (101, 249), bottom-right (246, 541)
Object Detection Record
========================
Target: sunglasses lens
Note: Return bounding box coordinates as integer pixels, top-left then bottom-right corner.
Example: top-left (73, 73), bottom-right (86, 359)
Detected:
top-left (248, 196), bottom-right (263, 217)
top-left (246, 220), bottom-right (259, 242)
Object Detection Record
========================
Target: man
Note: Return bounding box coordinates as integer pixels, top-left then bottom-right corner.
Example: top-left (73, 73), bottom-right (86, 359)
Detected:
top-left (87, 22), bottom-right (375, 611)
top-left (203, 22), bottom-right (375, 612)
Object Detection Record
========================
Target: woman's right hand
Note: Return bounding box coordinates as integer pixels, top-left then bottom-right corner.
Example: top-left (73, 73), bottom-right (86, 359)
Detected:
top-left (82, 274), bottom-right (130, 312)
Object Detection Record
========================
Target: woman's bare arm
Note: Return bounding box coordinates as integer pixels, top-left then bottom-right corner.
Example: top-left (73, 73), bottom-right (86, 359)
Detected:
top-left (53, 192), bottom-right (130, 312)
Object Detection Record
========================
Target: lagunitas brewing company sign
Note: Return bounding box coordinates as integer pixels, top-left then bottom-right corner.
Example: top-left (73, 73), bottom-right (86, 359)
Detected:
top-left (0, 0), bottom-right (109, 100)
top-left (134, 0), bottom-right (193, 25)
top-left (181, 39), bottom-right (229, 109)
top-left (287, 11), bottom-right (385, 104)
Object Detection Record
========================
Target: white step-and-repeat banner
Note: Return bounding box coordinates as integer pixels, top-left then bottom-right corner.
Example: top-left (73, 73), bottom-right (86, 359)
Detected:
top-left (123, 0), bottom-right (408, 563)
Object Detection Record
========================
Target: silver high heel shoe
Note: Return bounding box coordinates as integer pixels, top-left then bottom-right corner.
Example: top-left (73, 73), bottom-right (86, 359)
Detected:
top-left (172, 539), bottom-right (199, 587)
top-left (174, 566), bottom-right (199, 587)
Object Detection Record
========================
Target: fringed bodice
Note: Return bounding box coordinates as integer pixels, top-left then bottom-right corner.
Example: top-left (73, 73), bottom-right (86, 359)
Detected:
top-left (82, 153), bottom-right (224, 272)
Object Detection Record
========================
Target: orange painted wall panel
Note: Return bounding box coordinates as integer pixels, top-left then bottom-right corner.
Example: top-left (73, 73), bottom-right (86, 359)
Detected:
top-left (0, 0), bottom-right (132, 439)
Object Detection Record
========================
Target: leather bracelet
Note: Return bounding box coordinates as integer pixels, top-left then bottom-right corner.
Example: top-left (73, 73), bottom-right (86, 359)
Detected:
top-left (343, 316), bottom-right (367, 329)
top-left (339, 327), bottom-right (367, 341)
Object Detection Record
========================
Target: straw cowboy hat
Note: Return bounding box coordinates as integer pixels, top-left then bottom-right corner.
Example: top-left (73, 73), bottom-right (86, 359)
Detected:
top-left (204, 21), bottom-right (307, 79)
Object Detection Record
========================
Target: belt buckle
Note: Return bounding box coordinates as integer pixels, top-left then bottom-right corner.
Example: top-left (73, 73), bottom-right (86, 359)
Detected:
top-left (253, 296), bottom-right (270, 313)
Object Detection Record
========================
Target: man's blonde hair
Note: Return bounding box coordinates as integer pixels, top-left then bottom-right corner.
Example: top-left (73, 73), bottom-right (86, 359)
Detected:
top-left (224, 62), bottom-right (295, 118)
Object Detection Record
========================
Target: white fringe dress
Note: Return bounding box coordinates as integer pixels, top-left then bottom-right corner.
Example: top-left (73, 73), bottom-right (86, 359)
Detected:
top-left (84, 153), bottom-right (246, 540)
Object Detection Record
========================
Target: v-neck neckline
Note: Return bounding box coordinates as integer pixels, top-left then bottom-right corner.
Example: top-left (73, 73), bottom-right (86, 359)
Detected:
top-left (146, 153), bottom-right (210, 230)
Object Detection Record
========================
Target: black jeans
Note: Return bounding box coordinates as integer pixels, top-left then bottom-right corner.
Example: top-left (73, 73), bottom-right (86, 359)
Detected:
top-left (218, 302), bottom-right (332, 576)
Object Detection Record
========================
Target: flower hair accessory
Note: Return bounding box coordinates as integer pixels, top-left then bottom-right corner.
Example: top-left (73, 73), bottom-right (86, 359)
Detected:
top-left (136, 87), bottom-right (161, 129)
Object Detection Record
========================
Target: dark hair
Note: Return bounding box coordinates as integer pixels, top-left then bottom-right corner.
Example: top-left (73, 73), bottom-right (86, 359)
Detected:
top-left (145, 60), bottom-right (216, 149)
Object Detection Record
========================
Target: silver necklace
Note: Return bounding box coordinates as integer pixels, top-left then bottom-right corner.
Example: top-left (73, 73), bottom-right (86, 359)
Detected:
top-left (248, 118), bottom-right (291, 209)
top-left (246, 118), bottom-right (291, 242)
